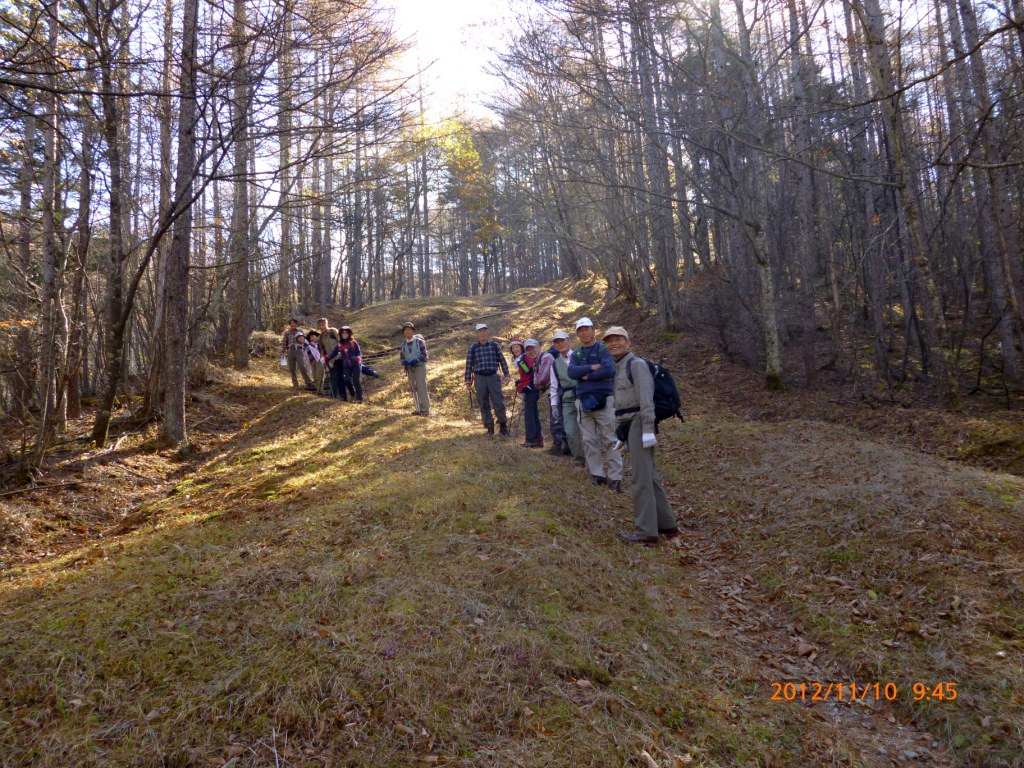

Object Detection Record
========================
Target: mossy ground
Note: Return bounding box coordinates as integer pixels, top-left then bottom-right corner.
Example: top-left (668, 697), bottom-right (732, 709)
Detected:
top-left (2, 279), bottom-right (1022, 767)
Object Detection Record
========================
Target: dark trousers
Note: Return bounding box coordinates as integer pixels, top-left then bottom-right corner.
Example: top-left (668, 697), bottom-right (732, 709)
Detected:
top-left (330, 363), bottom-right (346, 399)
top-left (550, 400), bottom-right (565, 445)
top-left (474, 373), bottom-right (507, 430)
top-left (523, 389), bottom-right (542, 443)
top-left (343, 365), bottom-right (363, 401)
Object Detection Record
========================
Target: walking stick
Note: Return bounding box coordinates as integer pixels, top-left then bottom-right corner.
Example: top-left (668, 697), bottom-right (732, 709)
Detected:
top-left (406, 365), bottom-right (418, 412)
top-left (508, 387), bottom-right (519, 439)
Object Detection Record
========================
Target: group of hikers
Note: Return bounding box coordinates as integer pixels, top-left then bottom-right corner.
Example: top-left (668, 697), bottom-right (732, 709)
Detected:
top-left (281, 314), bottom-right (678, 547)
top-left (406, 316), bottom-right (679, 548)
top-left (280, 317), bottom-right (377, 402)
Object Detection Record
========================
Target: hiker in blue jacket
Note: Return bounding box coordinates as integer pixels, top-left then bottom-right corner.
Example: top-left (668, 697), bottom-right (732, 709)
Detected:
top-left (567, 317), bottom-right (623, 491)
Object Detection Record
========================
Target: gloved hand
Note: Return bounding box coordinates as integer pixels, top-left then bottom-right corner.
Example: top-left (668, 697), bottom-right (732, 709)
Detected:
top-left (642, 432), bottom-right (657, 449)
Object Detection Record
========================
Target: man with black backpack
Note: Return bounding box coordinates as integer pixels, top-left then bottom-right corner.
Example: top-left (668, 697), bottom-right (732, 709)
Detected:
top-left (603, 326), bottom-right (679, 547)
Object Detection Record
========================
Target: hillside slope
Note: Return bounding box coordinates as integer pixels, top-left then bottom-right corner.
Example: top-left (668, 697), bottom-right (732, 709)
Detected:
top-left (2, 281), bottom-right (1021, 767)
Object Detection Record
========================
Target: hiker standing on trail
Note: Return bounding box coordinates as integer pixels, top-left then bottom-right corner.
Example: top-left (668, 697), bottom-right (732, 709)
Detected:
top-left (282, 319), bottom-right (315, 390)
top-left (604, 326), bottom-right (678, 546)
top-left (328, 326), bottom-right (364, 403)
top-left (517, 339), bottom-right (553, 448)
top-left (305, 330), bottom-right (327, 396)
top-left (549, 331), bottom-right (582, 460)
top-left (400, 322), bottom-right (430, 416)
top-left (568, 317), bottom-right (623, 491)
top-left (327, 325), bottom-right (364, 403)
top-left (317, 319), bottom-right (341, 398)
top-left (465, 323), bottom-right (511, 436)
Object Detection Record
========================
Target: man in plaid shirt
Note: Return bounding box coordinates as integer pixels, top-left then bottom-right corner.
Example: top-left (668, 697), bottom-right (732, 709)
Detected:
top-left (465, 323), bottom-right (511, 436)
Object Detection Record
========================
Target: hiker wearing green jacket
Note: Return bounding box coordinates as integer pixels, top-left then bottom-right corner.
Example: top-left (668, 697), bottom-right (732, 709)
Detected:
top-left (604, 326), bottom-right (678, 547)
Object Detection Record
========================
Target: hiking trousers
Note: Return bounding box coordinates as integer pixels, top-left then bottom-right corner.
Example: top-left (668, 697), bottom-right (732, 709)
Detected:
top-left (550, 400), bottom-right (565, 445)
top-left (330, 363), bottom-right (346, 399)
top-left (343, 365), bottom-right (363, 401)
top-left (407, 363), bottom-right (429, 414)
top-left (475, 373), bottom-right (506, 430)
top-left (523, 389), bottom-right (542, 443)
top-left (625, 417), bottom-right (674, 537)
top-left (312, 360), bottom-right (326, 395)
top-left (287, 347), bottom-right (314, 387)
top-left (577, 396), bottom-right (622, 480)
top-left (561, 398), bottom-right (582, 457)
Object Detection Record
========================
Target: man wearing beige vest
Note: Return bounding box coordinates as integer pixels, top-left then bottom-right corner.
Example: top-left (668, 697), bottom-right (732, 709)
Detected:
top-left (603, 326), bottom-right (678, 547)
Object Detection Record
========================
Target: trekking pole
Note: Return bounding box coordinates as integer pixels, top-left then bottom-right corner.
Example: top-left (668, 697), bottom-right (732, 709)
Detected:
top-left (508, 388), bottom-right (519, 438)
top-left (406, 366), bottom-right (417, 411)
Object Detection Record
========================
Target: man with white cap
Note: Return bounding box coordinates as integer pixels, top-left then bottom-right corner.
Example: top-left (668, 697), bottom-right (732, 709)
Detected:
top-left (567, 317), bottom-right (623, 490)
top-left (465, 323), bottom-right (511, 436)
top-left (548, 330), bottom-right (582, 459)
top-left (603, 325), bottom-right (678, 546)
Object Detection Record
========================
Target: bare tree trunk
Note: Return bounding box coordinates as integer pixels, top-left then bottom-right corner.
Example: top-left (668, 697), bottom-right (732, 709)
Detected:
top-left (229, 0), bottom-right (251, 369)
top-left (32, 0), bottom-right (66, 467)
top-left (160, 0), bottom-right (200, 447)
top-left (91, 10), bottom-right (130, 448)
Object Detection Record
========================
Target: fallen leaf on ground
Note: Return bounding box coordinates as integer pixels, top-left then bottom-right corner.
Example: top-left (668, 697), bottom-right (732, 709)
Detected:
top-left (797, 642), bottom-right (816, 657)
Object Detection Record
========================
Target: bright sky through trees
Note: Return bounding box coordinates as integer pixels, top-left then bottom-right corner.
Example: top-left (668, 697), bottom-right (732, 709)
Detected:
top-left (388, 0), bottom-right (524, 121)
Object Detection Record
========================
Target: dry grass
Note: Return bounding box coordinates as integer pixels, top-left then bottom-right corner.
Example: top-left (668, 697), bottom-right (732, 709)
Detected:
top-left (2, 280), bottom-right (1022, 767)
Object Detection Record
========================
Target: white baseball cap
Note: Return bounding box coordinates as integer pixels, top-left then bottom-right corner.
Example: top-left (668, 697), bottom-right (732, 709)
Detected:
top-left (552, 331), bottom-right (570, 341)
top-left (475, 323), bottom-right (488, 331)
top-left (574, 317), bottom-right (594, 330)
top-left (524, 338), bottom-right (539, 349)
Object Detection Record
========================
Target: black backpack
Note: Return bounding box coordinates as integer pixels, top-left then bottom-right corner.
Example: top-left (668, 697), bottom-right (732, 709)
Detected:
top-left (627, 357), bottom-right (685, 424)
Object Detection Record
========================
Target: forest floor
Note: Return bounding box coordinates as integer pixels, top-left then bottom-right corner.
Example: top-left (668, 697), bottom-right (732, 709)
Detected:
top-left (1, 278), bottom-right (1022, 767)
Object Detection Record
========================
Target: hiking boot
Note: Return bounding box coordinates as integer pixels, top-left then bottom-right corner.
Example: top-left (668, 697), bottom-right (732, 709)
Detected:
top-left (486, 426), bottom-right (495, 436)
top-left (590, 475), bottom-right (607, 486)
top-left (547, 443), bottom-right (564, 456)
top-left (574, 456), bottom-right (586, 466)
top-left (522, 440), bottom-right (540, 448)
top-left (499, 424), bottom-right (510, 437)
top-left (608, 480), bottom-right (622, 493)
top-left (659, 527), bottom-right (680, 539)
top-left (562, 444), bottom-right (573, 456)
top-left (618, 531), bottom-right (659, 547)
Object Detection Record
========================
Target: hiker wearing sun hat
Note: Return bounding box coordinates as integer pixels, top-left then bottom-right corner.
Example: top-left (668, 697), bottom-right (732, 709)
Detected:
top-left (568, 317), bottom-right (622, 490)
top-left (603, 325), bottom-right (677, 547)
top-left (465, 322), bottom-right (511, 436)
top-left (548, 330), bottom-right (581, 459)
top-left (399, 321), bottom-right (430, 416)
